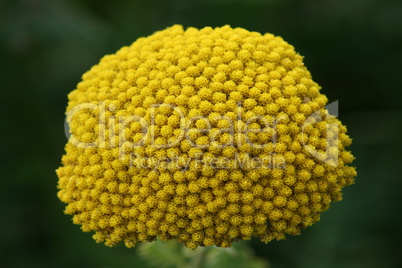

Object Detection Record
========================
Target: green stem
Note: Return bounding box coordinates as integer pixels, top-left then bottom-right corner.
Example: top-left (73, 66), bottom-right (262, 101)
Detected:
top-left (194, 247), bottom-right (209, 268)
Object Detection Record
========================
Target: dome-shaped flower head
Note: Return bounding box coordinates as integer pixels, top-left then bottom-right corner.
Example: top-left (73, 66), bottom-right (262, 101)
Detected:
top-left (57, 25), bottom-right (357, 249)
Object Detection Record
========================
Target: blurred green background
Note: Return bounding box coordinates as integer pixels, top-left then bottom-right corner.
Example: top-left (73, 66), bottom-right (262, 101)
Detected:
top-left (1, 0), bottom-right (401, 267)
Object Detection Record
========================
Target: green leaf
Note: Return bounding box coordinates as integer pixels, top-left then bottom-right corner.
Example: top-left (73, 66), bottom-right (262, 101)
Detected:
top-left (138, 240), bottom-right (269, 268)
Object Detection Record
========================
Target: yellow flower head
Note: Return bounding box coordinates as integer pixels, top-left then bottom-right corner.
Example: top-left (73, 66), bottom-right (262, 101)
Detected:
top-left (57, 25), bottom-right (357, 249)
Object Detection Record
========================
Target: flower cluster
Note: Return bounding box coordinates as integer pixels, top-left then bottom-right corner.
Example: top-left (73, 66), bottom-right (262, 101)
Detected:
top-left (57, 25), bottom-right (356, 249)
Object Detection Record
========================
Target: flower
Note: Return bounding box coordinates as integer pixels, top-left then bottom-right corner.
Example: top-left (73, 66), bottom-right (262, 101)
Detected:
top-left (57, 25), bottom-right (357, 249)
